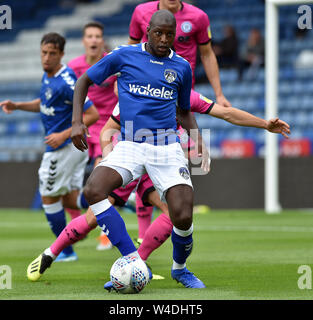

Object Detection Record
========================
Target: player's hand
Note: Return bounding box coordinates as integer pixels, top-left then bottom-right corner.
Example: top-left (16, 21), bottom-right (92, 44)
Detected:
top-left (216, 94), bottom-right (232, 108)
top-left (198, 142), bottom-right (210, 173)
top-left (71, 122), bottom-right (89, 151)
top-left (267, 118), bottom-right (290, 139)
top-left (0, 100), bottom-right (17, 114)
top-left (44, 132), bottom-right (67, 149)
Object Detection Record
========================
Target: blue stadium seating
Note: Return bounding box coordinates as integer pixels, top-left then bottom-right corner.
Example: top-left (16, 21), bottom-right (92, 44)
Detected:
top-left (0, 0), bottom-right (312, 161)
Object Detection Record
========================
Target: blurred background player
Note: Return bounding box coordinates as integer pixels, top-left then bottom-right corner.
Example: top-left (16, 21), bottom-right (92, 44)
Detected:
top-left (128, 0), bottom-right (231, 108)
top-left (0, 32), bottom-right (99, 262)
top-left (68, 22), bottom-right (118, 250)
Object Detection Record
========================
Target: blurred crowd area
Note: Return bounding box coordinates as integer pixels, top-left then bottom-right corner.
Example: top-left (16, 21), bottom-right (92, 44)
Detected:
top-left (0, 0), bottom-right (312, 161)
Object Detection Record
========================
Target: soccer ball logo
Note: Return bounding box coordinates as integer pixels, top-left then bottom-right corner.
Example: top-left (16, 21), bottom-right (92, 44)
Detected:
top-left (110, 255), bottom-right (150, 294)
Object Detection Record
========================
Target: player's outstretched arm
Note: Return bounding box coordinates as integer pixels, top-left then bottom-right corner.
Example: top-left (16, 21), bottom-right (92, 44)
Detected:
top-left (199, 43), bottom-right (231, 108)
top-left (177, 108), bottom-right (210, 172)
top-left (72, 73), bottom-right (94, 151)
top-left (0, 99), bottom-right (40, 114)
top-left (209, 103), bottom-right (291, 138)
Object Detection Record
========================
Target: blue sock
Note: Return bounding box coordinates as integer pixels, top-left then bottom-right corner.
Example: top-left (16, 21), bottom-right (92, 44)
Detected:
top-left (90, 199), bottom-right (136, 256)
top-left (171, 225), bottom-right (193, 265)
top-left (77, 190), bottom-right (89, 209)
top-left (43, 201), bottom-right (74, 255)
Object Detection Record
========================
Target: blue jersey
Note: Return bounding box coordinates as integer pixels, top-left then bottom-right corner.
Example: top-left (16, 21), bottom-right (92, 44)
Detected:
top-left (87, 43), bottom-right (192, 145)
top-left (40, 65), bottom-right (93, 152)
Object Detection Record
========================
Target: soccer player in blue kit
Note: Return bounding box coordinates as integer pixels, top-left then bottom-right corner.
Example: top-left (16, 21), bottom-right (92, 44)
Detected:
top-left (1, 33), bottom-right (99, 262)
top-left (71, 10), bottom-right (209, 288)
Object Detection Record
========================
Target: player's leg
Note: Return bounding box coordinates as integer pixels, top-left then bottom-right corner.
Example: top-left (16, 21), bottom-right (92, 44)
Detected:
top-left (41, 195), bottom-right (75, 258)
top-left (37, 146), bottom-right (87, 260)
top-left (165, 184), bottom-right (205, 287)
top-left (27, 208), bottom-right (97, 281)
top-left (63, 189), bottom-right (87, 220)
top-left (63, 136), bottom-right (97, 221)
top-left (91, 132), bottom-right (113, 250)
top-left (135, 175), bottom-right (173, 260)
top-left (96, 180), bottom-right (138, 251)
top-left (134, 175), bottom-right (155, 245)
top-left (146, 142), bottom-right (205, 288)
top-left (84, 138), bottom-right (148, 257)
top-left (84, 165), bottom-right (138, 256)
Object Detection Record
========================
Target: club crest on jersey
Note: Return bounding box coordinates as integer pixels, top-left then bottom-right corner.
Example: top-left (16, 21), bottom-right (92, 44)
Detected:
top-left (181, 21), bottom-right (192, 33)
top-left (45, 88), bottom-right (53, 100)
top-left (179, 167), bottom-right (190, 180)
top-left (164, 69), bottom-right (177, 83)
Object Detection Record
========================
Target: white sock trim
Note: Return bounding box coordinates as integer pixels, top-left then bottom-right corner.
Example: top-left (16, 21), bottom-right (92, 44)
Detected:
top-left (44, 248), bottom-right (56, 260)
top-left (76, 190), bottom-right (83, 209)
top-left (127, 251), bottom-right (140, 259)
top-left (172, 261), bottom-right (186, 270)
top-left (42, 201), bottom-right (63, 214)
top-left (90, 198), bottom-right (112, 216)
top-left (173, 224), bottom-right (193, 237)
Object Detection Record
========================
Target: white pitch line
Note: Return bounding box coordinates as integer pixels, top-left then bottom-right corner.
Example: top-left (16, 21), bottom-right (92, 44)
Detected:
top-left (195, 225), bottom-right (313, 233)
top-left (1, 223), bottom-right (313, 233)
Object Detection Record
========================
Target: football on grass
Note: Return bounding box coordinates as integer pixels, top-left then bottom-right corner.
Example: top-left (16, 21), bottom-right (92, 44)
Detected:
top-left (110, 255), bottom-right (150, 294)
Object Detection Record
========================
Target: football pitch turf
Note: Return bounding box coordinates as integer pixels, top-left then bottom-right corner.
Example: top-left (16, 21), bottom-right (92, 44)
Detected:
top-left (1, 208), bottom-right (313, 300)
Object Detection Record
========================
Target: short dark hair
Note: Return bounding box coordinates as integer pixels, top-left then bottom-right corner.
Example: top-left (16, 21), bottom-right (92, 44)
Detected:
top-left (149, 10), bottom-right (176, 29)
top-left (83, 21), bottom-right (104, 36)
top-left (41, 32), bottom-right (66, 52)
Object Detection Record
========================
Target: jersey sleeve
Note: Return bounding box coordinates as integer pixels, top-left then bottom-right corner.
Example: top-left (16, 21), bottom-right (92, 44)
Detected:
top-left (129, 6), bottom-right (144, 40)
top-left (177, 63), bottom-right (192, 110)
top-left (87, 49), bottom-right (122, 86)
top-left (63, 71), bottom-right (93, 111)
top-left (196, 11), bottom-right (212, 45)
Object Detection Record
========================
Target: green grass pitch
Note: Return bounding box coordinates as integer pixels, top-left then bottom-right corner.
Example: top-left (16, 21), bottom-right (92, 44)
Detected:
top-left (1, 208), bottom-right (313, 300)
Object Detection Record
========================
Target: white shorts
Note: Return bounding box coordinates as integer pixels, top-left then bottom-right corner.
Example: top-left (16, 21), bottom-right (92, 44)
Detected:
top-left (97, 141), bottom-right (193, 201)
top-left (38, 143), bottom-right (88, 197)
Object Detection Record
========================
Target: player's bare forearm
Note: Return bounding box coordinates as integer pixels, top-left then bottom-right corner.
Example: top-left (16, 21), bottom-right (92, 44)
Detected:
top-left (72, 73), bottom-right (93, 125)
top-left (177, 108), bottom-right (210, 172)
top-left (83, 105), bottom-right (99, 127)
top-left (0, 98), bottom-right (40, 113)
top-left (16, 99), bottom-right (41, 112)
top-left (176, 108), bottom-right (199, 135)
top-left (199, 43), bottom-right (223, 98)
top-left (210, 104), bottom-right (290, 138)
top-left (100, 117), bottom-right (121, 158)
top-left (72, 73), bottom-right (94, 151)
top-left (211, 104), bottom-right (267, 128)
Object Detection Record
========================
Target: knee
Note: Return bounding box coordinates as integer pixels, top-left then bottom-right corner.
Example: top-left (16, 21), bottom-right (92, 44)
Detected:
top-left (170, 201), bottom-right (193, 230)
top-left (83, 179), bottom-right (108, 205)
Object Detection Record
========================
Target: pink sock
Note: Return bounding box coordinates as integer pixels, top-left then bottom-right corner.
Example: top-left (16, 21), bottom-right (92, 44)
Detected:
top-left (138, 213), bottom-right (173, 261)
top-left (66, 208), bottom-right (81, 220)
top-left (136, 193), bottom-right (153, 239)
top-left (50, 215), bottom-right (93, 256)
